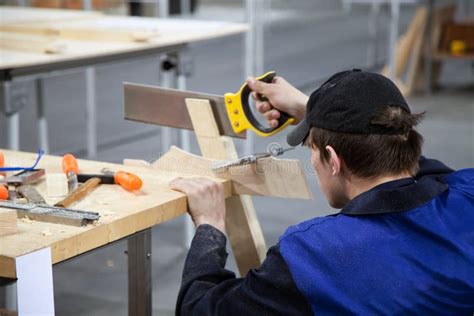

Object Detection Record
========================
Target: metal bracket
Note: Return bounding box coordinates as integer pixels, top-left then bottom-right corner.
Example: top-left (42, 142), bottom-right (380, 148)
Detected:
top-left (160, 50), bottom-right (193, 78)
top-left (1, 80), bottom-right (29, 115)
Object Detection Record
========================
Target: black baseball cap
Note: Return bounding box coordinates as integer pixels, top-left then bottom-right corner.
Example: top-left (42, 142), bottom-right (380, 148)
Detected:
top-left (287, 69), bottom-right (411, 146)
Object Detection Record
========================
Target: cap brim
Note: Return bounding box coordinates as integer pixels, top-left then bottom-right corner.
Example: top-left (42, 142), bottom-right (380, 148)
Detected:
top-left (286, 119), bottom-right (310, 146)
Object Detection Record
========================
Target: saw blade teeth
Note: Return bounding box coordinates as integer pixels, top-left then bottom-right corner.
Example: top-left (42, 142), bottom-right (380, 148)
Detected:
top-left (211, 161), bottom-right (233, 173)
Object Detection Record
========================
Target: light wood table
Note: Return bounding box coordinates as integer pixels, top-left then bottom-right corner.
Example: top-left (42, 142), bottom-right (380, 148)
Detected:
top-left (0, 149), bottom-right (233, 315)
top-left (0, 6), bottom-right (248, 156)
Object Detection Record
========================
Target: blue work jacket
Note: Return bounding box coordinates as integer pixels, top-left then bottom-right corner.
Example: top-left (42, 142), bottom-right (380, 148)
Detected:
top-left (176, 157), bottom-right (474, 315)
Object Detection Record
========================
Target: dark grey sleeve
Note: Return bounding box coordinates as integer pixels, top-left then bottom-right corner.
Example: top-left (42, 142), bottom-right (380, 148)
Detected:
top-left (176, 224), bottom-right (312, 316)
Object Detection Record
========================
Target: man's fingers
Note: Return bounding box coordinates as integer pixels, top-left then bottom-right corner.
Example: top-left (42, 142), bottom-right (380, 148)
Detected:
top-left (263, 109), bottom-right (281, 120)
top-left (170, 177), bottom-right (221, 195)
top-left (189, 178), bottom-right (222, 194)
top-left (256, 101), bottom-right (272, 114)
top-left (269, 119), bottom-right (278, 128)
top-left (247, 77), bottom-right (270, 95)
top-left (169, 177), bottom-right (199, 194)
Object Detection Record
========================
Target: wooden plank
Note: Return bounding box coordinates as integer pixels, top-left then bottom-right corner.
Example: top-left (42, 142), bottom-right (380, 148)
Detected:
top-left (404, 7), bottom-right (428, 95)
top-left (153, 146), bottom-right (312, 199)
top-left (185, 98), bottom-right (267, 276)
top-left (0, 209), bottom-right (17, 237)
top-left (381, 6), bottom-right (428, 95)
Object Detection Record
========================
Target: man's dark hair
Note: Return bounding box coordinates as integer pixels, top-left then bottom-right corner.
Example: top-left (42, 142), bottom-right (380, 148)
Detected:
top-left (306, 106), bottom-right (425, 178)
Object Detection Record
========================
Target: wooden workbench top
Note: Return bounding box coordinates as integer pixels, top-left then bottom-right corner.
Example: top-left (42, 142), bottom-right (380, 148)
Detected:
top-left (0, 7), bottom-right (248, 71)
top-left (0, 149), bottom-right (232, 279)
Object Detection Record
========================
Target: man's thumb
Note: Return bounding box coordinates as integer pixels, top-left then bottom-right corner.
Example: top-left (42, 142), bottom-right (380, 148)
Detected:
top-left (247, 77), bottom-right (269, 94)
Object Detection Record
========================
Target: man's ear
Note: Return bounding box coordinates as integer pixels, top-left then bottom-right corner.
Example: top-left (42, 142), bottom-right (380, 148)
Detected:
top-left (325, 145), bottom-right (341, 176)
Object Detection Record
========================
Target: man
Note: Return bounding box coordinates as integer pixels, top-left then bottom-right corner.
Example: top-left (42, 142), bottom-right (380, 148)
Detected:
top-left (170, 69), bottom-right (474, 315)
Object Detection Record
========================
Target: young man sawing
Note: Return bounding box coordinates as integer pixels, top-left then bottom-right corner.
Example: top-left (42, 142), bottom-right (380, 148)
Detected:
top-left (170, 69), bottom-right (474, 315)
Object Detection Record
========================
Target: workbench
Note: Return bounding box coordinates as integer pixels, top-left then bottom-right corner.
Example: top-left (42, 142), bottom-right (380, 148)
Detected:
top-left (0, 6), bottom-right (248, 157)
top-left (0, 138), bottom-right (311, 315)
top-left (0, 149), bottom-right (233, 315)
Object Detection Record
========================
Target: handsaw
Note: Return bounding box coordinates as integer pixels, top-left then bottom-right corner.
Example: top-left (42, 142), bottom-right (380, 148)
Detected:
top-left (123, 71), bottom-right (295, 138)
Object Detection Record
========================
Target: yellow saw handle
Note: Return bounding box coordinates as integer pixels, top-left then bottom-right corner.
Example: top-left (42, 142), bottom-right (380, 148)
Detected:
top-left (224, 71), bottom-right (295, 137)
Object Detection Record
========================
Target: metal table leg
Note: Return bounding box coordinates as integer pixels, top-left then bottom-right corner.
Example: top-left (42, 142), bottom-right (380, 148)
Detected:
top-left (367, 2), bottom-right (381, 68)
top-left (2, 81), bottom-right (28, 150)
top-left (160, 56), bottom-right (175, 156)
top-left (424, 0), bottom-right (434, 94)
top-left (388, 0), bottom-right (400, 80)
top-left (36, 79), bottom-right (50, 154)
top-left (157, 0), bottom-right (169, 17)
top-left (85, 67), bottom-right (97, 158)
top-left (243, 0), bottom-right (266, 156)
top-left (6, 113), bottom-right (20, 150)
top-left (176, 70), bottom-right (195, 247)
top-left (127, 228), bottom-right (152, 316)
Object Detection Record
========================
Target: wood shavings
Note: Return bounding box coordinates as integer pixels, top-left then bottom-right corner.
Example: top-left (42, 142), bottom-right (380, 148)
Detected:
top-left (101, 210), bottom-right (116, 217)
top-left (20, 216), bottom-right (33, 224)
top-left (41, 229), bottom-right (52, 236)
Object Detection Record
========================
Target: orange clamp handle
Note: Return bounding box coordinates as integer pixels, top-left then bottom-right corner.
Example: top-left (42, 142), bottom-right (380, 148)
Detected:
top-left (0, 185), bottom-right (9, 200)
top-left (114, 171), bottom-right (142, 191)
top-left (62, 154), bottom-right (78, 175)
top-left (0, 152), bottom-right (4, 177)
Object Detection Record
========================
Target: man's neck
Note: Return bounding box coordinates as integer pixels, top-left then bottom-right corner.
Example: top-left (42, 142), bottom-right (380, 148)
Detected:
top-left (346, 172), bottom-right (413, 201)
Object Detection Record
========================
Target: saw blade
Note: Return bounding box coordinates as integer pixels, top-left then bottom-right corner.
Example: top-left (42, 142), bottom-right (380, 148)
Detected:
top-left (123, 82), bottom-right (246, 139)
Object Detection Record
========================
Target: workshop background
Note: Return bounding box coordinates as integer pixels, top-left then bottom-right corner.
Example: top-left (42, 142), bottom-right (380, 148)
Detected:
top-left (1, 0), bottom-right (473, 315)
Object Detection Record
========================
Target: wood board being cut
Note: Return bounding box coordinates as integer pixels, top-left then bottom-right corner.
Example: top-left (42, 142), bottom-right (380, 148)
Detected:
top-left (153, 146), bottom-right (312, 200)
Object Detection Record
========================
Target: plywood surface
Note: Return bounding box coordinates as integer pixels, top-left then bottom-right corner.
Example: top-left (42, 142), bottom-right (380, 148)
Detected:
top-left (0, 6), bottom-right (101, 25)
top-left (0, 149), bottom-right (232, 279)
top-left (0, 7), bottom-right (248, 71)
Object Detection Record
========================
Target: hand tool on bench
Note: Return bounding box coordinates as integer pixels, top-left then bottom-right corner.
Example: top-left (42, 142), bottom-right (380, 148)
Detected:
top-left (74, 169), bottom-right (143, 191)
top-left (124, 71), bottom-right (295, 138)
top-left (0, 169), bottom-right (46, 201)
top-left (0, 151), bottom-right (4, 177)
top-left (0, 170), bottom-right (100, 226)
top-left (100, 168), bottom-right (143, 191)
top-left (58, 154), bottom-right (103, 207)
top-left (211, 144), bottom-right (295, 172)
top-left (0, 200), bottom-right (100, 227)
top-left (0, 152), bottom-right (6, 199)
top-left (54, 177), bottom-right (101, 208)
top-left (63, 153), bottom-right (79, 192)
top-left (54, 168), bottom-right (142, 208)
